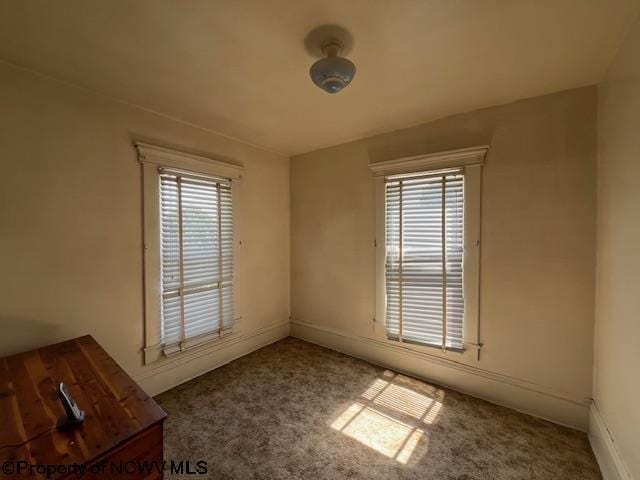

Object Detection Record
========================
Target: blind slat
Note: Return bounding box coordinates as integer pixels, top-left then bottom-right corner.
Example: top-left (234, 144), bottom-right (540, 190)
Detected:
top-left (160, 171), bottom-right (234, 349)
top-left (385, 173), bottom-right (464, 350)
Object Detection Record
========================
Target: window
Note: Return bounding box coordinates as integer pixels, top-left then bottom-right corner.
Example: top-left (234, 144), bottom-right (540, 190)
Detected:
top-left (385, 170), bottom-right (464, 349)
top-left (137, 142), bottom-right (244, 364)
top-left (159, 170), bottom-right (233, 354)
top-left (371, 146), bottom-right (486, 356)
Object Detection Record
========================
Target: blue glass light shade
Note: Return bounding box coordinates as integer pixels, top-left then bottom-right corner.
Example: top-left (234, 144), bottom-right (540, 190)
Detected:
top-left (309, 56), bottom-right (356, 94)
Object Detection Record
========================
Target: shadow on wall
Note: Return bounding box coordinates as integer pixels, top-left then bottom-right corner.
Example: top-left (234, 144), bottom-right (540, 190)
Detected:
top-left (365, 126), bottom-right (494, 165)
top-left (0, 316), bottom-right (63, 357)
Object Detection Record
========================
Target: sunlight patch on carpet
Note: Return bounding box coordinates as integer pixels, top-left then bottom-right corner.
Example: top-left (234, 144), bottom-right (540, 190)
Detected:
top-left (330, 375), bottom-right (443, 463)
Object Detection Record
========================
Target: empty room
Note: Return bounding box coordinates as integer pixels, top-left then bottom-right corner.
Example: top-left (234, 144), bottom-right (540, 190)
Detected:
top-left (1, 1), bottom-right (639, 479)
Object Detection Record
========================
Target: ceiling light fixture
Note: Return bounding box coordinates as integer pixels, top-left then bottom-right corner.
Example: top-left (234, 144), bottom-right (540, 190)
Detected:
top-left (309, 39), bottom-right (356, 94)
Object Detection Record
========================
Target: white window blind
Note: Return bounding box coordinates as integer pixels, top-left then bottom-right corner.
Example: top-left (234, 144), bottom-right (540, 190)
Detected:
top-left (385, 170), bottom-right (464, 350)
top-left (159, 169), bottom-right (233, 352)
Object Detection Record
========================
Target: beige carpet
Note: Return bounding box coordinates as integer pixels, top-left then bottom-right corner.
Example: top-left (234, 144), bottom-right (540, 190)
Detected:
top-left (155, 337), bottom-right (601, 480)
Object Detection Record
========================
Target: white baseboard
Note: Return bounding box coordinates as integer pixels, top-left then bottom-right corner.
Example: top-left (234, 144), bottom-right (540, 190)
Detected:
top-left (291, 320), bottom-right (591, 431)
top-left (589, 403), bottom-right (634, 480)
top-left (133, 320), bottom-right (290, 396)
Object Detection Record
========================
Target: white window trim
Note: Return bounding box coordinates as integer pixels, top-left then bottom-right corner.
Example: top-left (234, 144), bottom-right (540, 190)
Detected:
top-left (370, 146), bottom-right (488, 360)
top-left (136, 141), bottom-right (245, 365)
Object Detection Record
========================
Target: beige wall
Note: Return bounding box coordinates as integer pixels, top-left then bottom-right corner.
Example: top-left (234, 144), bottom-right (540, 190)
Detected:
top-left (0, 63), bottom-right (290, 394)
top-left (291, 87), bottom-right (597, 429)
top-left (0, 57), bottom-right (605, 432)
top-left (592, 17), bottom-right (640, 479)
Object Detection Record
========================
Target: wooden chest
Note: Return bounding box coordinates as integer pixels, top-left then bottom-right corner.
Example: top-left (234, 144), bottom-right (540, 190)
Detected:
top-left (0, 336), bottom-right (166, 479)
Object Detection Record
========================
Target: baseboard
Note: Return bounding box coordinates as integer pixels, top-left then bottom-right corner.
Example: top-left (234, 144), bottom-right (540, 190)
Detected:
top-left (291, 320), bottom-right (591, 431)
top-left (133, 320), bottom-right (290, 396)
top-left (589, 403), bottom-right (634, 480)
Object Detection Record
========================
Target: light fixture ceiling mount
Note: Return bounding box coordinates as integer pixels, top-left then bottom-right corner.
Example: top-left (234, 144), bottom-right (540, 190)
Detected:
top-left (307, 27), bottom-right (356, 94)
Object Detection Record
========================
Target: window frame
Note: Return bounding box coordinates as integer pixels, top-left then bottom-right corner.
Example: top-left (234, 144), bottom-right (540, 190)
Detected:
top-left (370, 146), bottom-right (487, 360)
top-left (137, 141), bottom-right (244, 365)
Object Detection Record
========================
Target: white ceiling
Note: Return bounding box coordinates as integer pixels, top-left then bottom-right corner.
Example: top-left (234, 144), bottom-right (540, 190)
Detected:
top-left (1, 0), bottom-right (638, 155)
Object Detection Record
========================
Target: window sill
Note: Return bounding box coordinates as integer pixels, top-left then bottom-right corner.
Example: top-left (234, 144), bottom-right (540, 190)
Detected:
top-left (374, 323), bottom-right (482, 362)
top-left (386, 335), bottom-right (466, 354)
top-left (143, 319), bottom-right (242, 365)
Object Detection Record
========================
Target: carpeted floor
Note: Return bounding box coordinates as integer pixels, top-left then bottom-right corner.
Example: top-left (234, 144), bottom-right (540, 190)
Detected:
top-left (155, 337), bottom-right (601, 480)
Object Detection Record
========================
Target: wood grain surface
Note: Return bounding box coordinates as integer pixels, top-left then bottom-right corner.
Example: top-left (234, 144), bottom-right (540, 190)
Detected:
top-left (0, 336), bottom-right (166, 479)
